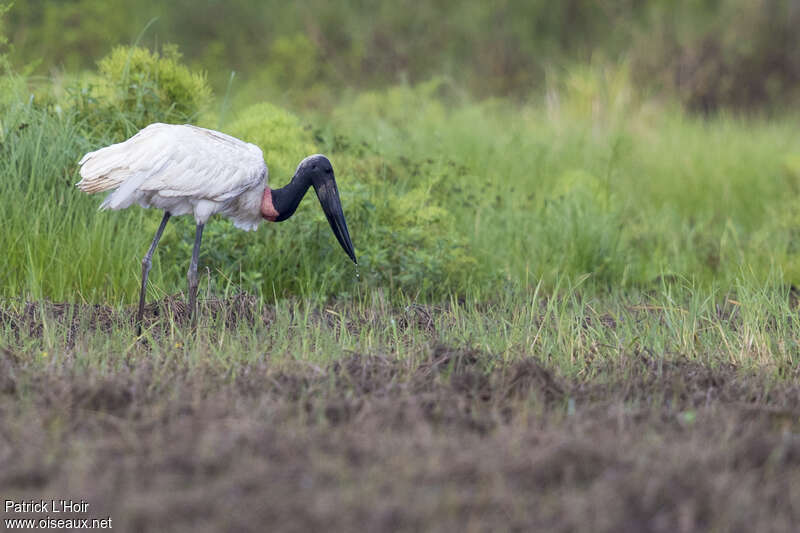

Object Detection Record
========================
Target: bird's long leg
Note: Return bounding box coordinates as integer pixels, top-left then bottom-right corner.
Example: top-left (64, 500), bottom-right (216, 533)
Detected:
top-left (187, 223), bottom-right (205, 328)
top-left (137, 211), bottom-right (171, 336)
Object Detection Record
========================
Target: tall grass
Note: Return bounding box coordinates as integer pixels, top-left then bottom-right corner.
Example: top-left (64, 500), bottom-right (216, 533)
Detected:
top-left (0, 102), bottom-right (154, 303)
top-left (2, 76), bottom-right (800, 303)
top-left (4, 272), bottom-right (797, 376)
top-left (319, 83), bottom-right (800, 293)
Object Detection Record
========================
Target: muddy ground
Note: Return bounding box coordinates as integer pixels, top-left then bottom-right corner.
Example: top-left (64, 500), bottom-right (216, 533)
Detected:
top-left (1, 302), bottom-right (800, 532)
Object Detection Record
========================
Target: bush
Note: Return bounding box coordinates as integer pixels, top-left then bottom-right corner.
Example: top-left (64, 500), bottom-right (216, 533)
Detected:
top-left (332, 154), bottom-right (478, 295)
top-left (72, 44), bottom-right (212, 140)
top-left (226, 102), bottom-right (317, 180)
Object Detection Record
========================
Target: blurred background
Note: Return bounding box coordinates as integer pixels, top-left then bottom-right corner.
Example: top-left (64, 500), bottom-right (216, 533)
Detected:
top-left (6, 0), bottom-right (800, 113)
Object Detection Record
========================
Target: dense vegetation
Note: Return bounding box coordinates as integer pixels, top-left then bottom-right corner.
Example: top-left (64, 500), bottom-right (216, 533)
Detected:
top-left (1, 35), bottom-right (800, 305)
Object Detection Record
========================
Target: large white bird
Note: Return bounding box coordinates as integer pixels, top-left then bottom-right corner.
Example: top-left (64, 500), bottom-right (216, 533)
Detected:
top-left (77, 123), bottom-right (357, 333)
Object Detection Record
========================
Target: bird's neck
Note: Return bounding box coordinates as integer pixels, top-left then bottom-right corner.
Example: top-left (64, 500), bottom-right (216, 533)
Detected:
top-left (261, 172), bottom-right (312, 222)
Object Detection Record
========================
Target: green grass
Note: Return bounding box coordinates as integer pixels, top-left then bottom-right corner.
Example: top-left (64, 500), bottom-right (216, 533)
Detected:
top-left (320, 87), bottom-right (800, 291)
top-left (4, 270), bottom-right (798, 377)
top-left (6, 85), bottom-right (800, 299)
top-left (2, 61), bottom-right (800, 372)
top-left (5, 294), bottom-right (799, 532)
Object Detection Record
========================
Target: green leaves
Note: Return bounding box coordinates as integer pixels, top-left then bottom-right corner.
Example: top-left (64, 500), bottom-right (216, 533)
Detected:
top-left (72, 45), bottom-right (212, 141)
top-left (226, 102), bottom-right (316, 180)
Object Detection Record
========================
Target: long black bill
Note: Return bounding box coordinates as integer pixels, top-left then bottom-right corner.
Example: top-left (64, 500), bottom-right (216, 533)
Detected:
top-left (313, 176), bottom-right (357, 264)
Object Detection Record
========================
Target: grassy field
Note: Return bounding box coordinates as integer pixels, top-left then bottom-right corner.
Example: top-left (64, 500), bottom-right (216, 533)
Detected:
top-left (6, 77), bottom-right (800, 302)
top-left (2, 36), bottom-right (800, 531)
top-left (2, 297), bottom-right (800, 531)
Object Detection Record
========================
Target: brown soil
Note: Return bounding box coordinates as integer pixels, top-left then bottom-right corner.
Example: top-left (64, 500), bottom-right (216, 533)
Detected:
top-left (1, 302), bottom-right (800, 532)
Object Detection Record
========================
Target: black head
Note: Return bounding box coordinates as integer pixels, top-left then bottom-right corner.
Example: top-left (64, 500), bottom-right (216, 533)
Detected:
top-left (296, 155), bottom-right (357, 264)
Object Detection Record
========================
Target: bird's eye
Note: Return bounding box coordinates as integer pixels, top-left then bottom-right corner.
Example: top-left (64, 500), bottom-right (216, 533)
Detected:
top-left (312, 164), bottom-right (317, 170)
top-left (325, 167), bottom-right (332, 174)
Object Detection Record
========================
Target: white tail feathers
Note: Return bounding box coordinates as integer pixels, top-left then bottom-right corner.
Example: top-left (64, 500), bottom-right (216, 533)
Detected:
top-left (77, 139), bottom-right (152, 207)
top-left (99, 170), bottom-right (149, 210)
top-left (77, 145), bottom-right (130, 195)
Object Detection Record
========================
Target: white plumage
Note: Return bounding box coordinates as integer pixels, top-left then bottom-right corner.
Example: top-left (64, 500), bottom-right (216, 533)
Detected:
top-left (77, 123), bottom-right (268, 230)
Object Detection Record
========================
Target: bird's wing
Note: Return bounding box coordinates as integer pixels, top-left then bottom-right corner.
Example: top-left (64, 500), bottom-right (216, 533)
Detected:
top-left (78, 123), bottom-right (267, 201)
